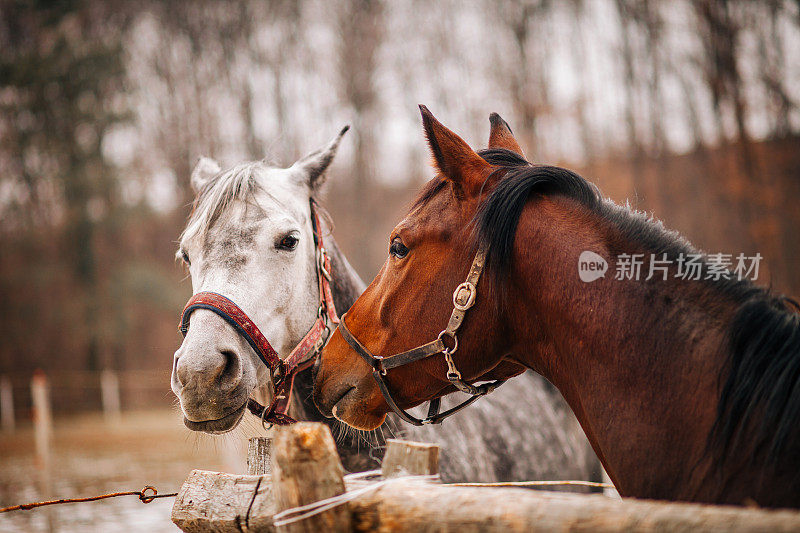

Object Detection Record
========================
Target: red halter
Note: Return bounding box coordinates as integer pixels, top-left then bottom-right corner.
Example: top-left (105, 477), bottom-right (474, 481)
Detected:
top-left (178, 199), bottom-right (339, 426)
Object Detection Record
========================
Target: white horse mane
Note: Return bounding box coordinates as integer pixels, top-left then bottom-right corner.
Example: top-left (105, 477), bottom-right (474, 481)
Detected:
top-left (181, 160), bottom-right (275, 244)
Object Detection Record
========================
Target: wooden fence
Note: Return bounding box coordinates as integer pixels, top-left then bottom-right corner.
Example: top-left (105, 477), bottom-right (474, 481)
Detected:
top-left (0, 369), bottom-right (171, 430)
top-left (171, 422), bottom-right (800, 532)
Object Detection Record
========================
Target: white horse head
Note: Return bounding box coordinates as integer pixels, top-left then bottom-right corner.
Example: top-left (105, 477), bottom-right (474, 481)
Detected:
top-left (171, 127), bottom-right (348, 433)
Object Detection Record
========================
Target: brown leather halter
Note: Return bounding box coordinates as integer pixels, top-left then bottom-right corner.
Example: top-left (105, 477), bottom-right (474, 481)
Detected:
top-left (337, 241), bottom-right (506, 426)
top-left (178, 199), bottom-right (339, 426)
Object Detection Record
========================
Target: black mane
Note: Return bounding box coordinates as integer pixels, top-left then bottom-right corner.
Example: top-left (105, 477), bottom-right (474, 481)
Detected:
top-left (474, 148), bottom-right (600, 280)
top-left (712, 296), bottom-right (800, 470)
top-left (471, 147), bottom-right (800, 470)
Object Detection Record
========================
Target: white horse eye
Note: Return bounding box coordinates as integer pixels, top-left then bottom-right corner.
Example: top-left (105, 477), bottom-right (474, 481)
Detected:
top-left (277, 234), bottom-right (299, 251)
top-left (181, 249), bottom-right (191, 266)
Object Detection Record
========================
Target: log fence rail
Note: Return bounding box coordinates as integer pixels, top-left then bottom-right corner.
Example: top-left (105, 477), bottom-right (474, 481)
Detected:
top-left (172, 422), bottom-right (800, 532)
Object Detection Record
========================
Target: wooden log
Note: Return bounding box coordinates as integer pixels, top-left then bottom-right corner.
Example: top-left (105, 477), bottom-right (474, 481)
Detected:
top-left (171, 469), bottom-right (275, 532)
top-left (171, 468), bottom-right (800, 532)
top-left (170, 469), bottom-right (371, 532)
top-left (248, 437), bottom-right (272, 475)
top-left (349, 480), bottom-right (800, 532)
top-left (381, 438), bottom-right (439, 478)
top-left (270, 422), bottom-right (350, 533)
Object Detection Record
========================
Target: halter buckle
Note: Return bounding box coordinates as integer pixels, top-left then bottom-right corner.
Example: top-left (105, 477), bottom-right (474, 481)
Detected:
top-left (452, 282), bottom-right (477, 311)
top-left (317, 248), bottom-right (332, 281)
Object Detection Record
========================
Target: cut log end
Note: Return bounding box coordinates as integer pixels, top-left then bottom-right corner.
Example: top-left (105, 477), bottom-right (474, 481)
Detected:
top-left (382, 438), bottom-right (440, 478)
top-left (248, 436), bottom-right (272, 475)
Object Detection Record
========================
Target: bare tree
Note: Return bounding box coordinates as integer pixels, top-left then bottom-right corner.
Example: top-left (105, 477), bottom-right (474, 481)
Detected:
top-left (334, 0), bottom-right (384, 274)
top-left (693, 0), bottom-right (750, 148)
top-left (493, 0), bottom-right (552, 161)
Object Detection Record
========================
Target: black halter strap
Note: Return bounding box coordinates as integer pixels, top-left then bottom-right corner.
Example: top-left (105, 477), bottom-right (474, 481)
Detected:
top-left (336, 242), bottom-right (506, 426)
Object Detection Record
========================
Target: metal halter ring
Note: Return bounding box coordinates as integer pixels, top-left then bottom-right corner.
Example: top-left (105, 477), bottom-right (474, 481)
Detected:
top-left (437, 329), bottom-right (458, 355)
top-left (452, 282), bottom-right (477, 311)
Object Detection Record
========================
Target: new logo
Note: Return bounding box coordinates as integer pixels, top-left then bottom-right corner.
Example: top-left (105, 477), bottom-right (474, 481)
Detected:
top-left (578, 251), bottom-right (608, 282)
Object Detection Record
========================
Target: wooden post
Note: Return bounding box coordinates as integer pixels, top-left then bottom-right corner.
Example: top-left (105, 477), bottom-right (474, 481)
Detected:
top-left (271, 422), bottom-right (350, 533)
top-left (100, 369), bottom-right (121, 424)
top-left (381, 438), bottom-right (439, 478)
top-left (1, 375), bottom-right (14, 433)
top-left (31, 371), bottom-right (52, 471)
top-left (248, 436), bottom-right (272, 475)
top-left (171, 469), bottom-right (275, 532)
top-left (31, 370), bottom-right (55, 532)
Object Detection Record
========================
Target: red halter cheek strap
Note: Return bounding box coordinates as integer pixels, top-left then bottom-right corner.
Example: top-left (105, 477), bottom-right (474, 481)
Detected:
top-left (178, 200), bottom-right (339, 426)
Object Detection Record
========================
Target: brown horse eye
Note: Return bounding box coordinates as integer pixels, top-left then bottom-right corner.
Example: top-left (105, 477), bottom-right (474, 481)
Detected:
top-left (389, 240), bottom-right (409, 258)
top-left (278, 235), bottom-right (299, 251)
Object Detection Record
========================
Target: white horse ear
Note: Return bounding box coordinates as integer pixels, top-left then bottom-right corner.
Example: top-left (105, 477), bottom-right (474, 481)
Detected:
top-left (191, 157), bottom-right (221, 193)
top-left (291, 126), bottom-right (349, 191)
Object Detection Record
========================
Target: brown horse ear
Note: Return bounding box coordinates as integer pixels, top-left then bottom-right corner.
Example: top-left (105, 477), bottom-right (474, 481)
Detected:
top-left (419, 105), bottom-right (491, 195)
top-left (488, 113), bottom-right (525, 157)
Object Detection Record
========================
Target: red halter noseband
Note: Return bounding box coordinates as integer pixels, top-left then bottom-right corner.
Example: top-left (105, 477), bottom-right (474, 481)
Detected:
top-left (178, 199), bottom-right (339, 426)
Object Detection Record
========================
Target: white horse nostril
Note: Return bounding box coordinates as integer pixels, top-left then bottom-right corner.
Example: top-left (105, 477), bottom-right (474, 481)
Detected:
top-left (218, 349), bottom-right (242, 385)
top-left (172, 351), bottom-right (183, 387)
top-left (175, 348), bottom-right (234, 390)
top-left (175, 356), bottom-right (196, 389)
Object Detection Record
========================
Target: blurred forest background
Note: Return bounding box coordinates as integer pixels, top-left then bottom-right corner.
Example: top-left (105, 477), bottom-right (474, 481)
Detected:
top-left (1, 0), bottom-right (799, 415)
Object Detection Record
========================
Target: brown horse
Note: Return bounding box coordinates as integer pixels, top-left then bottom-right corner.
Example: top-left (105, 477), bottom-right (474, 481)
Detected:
top-left (314, 106), bottom-right (800, 508)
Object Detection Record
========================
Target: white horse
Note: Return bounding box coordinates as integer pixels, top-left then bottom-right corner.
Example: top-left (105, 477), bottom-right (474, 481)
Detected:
top-left (171, 127), bottom-right (598, 481)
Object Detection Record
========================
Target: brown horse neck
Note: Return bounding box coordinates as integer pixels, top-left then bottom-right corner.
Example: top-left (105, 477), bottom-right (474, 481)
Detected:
top-left (502, 196), bottom-right (740, 502)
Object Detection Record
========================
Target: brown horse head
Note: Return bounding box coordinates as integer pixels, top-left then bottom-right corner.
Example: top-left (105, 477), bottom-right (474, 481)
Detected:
top-left (314, 107), bottom-right (800, 507)
top-left (313, 106), bottom-right (528, 430)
